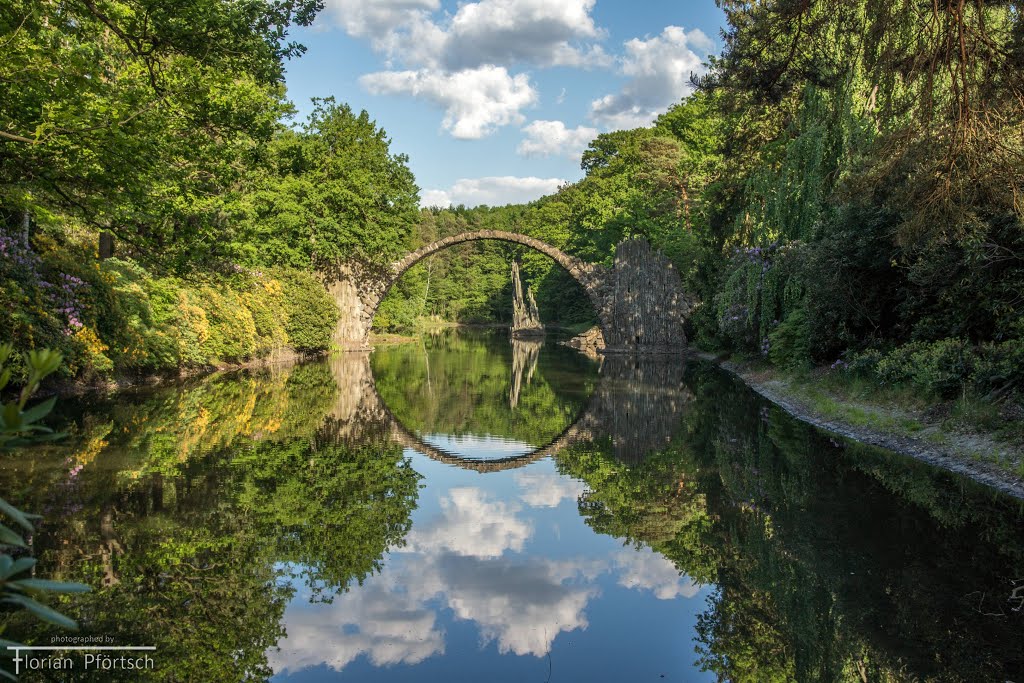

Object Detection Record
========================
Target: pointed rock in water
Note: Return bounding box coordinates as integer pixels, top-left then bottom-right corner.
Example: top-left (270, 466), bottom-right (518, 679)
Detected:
top-left (510, 260), bottom-right (544, 338)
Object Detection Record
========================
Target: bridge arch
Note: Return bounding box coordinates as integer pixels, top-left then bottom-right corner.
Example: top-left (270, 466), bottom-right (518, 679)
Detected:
top-left (379, 391), bottom-right (599, 473)
top-left (331, 230), bottom-right (613, 350)
top-left (327, 232), bottom-right (687, 353)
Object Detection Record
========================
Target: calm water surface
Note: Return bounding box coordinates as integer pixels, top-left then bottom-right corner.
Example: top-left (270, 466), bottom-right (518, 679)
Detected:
top-left (2, 329), bottom-right (1022, 681)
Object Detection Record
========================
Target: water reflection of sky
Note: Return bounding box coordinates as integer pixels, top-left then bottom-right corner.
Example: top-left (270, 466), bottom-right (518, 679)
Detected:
top-left (421, 433), bottom-right (536, 460)
top-left (269, 452), bottom-right (713, 682)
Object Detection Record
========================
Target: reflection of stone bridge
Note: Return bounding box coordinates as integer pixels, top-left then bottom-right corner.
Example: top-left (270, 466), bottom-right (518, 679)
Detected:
top-left (323, 351), bottom-right (693, 473)
top-left (324, 232), bottom-right (689, 353)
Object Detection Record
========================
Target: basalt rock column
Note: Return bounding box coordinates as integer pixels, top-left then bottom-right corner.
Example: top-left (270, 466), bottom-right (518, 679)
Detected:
top-left (510, 260), bottom-right (545, 338)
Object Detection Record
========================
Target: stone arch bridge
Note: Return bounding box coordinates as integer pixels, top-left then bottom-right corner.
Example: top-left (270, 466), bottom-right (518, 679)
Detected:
top-left (324, 230), bottom-right (689, 353)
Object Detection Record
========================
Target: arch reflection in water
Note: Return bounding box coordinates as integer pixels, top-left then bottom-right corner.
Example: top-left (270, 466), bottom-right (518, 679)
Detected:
top-left (329, 330), bottom-right (694, 471)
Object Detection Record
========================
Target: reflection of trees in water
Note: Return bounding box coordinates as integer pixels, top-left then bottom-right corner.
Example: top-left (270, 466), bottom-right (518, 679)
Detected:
top-left (558, 359), bottom-right (1024, 682)
top-left (509, 338), bottom-right (541, 408)
top-left (370, 338), bottom-right (693, 469)
top-left (0, 362), bottom-right (420, 681)
top-left (370, 330), bottom-right (595, 447)
top-left (5, 346), bottom-right (1024, 681)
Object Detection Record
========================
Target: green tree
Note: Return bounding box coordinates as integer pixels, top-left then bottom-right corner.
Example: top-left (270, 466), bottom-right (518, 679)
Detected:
top-left (232, 98), bottom-right (420, 270)
top-left (1, 0), bottom-right (321, 267)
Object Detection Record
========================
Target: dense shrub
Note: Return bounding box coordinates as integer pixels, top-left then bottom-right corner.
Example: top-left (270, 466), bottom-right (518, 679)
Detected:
top-left (197, 285), bottom-right (259, 363)
top-left (0, 228), bottom-right (339, 377)
top-left (851, 337), bottom-right (1024, 399)
top-left (274, 268), bottom-right (338, 352)
top-left (714, 242), bottom-right (802, 357)
top-left (767, 308), bottom-right (811, 369)
top-left (0, 230), bottom-right (81, 376)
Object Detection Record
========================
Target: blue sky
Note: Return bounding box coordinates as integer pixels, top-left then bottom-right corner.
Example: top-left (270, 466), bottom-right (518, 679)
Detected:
top-left (283, 1), bottom-right (725, 207)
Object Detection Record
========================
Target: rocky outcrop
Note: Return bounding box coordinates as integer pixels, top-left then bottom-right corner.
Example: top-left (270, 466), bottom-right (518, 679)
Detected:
top-left (560, 326), bottom-right (605, 359)
top-left (510, 260), bottom-right (545, 338)
top-left (603, 239), bottom-right (689, 353)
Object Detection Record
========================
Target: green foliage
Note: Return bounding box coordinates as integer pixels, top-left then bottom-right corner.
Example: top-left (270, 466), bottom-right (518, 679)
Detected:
top-left (855, 337), bottom-right (1024, 399)
top-left (767, 307), bottom-right (811, 369)
top-left (0, 231), bottom-right (339, 376)
top-left (0, 0), bottom-right (319, 266)
top-left (685, 0), bottom-right (1024, 392)
top-left (0, 360), bottom-right (419, 680)
top-left (230, 98), bottom-right (420, 270)
top-left (275, 268), bottom-right (338, 352)
top-left (0, 346), bottom-right (64, 448)
top-left (1, 4), bottom-right (403, 383)
top-left (0, 346), bottom-right (90, 678)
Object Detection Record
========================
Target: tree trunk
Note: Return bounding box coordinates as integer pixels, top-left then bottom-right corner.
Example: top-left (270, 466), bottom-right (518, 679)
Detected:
top-left (98, 230), bottom-right (114, 259)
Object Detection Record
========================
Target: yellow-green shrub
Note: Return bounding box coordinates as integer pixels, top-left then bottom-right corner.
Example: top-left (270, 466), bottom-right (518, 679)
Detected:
top-left (273, 268), bottom-right (338, 352)
top-left (242, 278), bottom-right (289, 356)
top-left (197, 285), bottom-right (258, 363)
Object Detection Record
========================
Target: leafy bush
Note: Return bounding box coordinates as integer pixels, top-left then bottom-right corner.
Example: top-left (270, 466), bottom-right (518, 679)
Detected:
top-left (714, 242), bottom-right (802, 356)
top-left (1, 345), bottom-right (91, 674)
top-left (859, 337), bottom-right (1024, 399)
top-left (275, 269), bottom-right (338, 352)
top-left (970, 339), bottom-right (1024, 397)
top-left (243, 279), bottom-right (289, 356)
top-left (197, 286), bottom-right (259, 363)
top-left (1, 229), bottom-right (339, 377)
top-left (767, 307), bottom-right (811, 369)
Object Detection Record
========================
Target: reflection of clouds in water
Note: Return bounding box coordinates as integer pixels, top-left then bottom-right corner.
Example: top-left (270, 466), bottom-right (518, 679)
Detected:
top-left (404, 486), bottom-right (532, 558)
top-left (514, 471), bottom-right (587, 508)
top-left (267, 570), bottom-right (445, 674)
top-left (437, 553), bottom-right (597, 656)
top-left (614, 548), bottom-right (701, 600)
top-left (270, 551), bottom-right (597, 673)
top-left (270, 485), bottom-right (700, 677)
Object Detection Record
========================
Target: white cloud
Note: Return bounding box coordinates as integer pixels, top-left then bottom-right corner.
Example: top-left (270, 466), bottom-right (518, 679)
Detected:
top-left (420, 188), bottom-right (454, 208)
top-left (590, 26), bottom-right (713, 129)
top-left (614, 548), bottom-right (701, 601)
top-left (268, 569), bottom-right (445, 674)
top-left (321, 0), bottom-right (439, 41)
top-left (268, 476), bottom-right (706, 678)
top-left (438, 554), bottom-right (597, 656)
top-left (517, 120), bottom-right (598, 161)
top-left (515, 471), bottom-right (587, 508)
top-left (404, 487), bottom-right (533, 558)
top-left (360, 66), bottom-right (537, 139)
top-left (324, 0), bottom-right (608, 71)
top-left (420, 176), bottom-right (565, 208)
top-left (441, 0), bottom-right (609, 70)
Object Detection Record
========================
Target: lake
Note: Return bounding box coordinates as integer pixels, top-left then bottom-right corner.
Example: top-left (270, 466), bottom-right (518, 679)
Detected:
top-left (2, 329), bottom-right (1022, 681)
